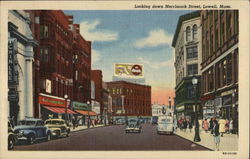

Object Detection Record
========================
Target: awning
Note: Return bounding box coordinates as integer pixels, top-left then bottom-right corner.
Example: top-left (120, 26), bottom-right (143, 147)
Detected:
top-left (43, 106), bottom-right (76, 114)
top-left (76, 110), bottom-right (97, 116)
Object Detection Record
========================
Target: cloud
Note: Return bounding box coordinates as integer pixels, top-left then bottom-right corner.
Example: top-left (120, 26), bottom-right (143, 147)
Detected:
top-left (92, 49), bottom-right (101, 64)
top-left (134, 29), bottom-right (173, 49)
top-left (79, 20), bottom-right (119, 42)
top-left (137, 56), bottom-right (174, 69)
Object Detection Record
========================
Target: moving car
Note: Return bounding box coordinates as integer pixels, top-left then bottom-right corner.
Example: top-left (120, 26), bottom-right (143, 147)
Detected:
top-left (8, 121), bottom-right (17, 150)
top-left (125, 118), bottom-right (142, 133)
top-left (14, 118), bottom-right (52, 144)
top-left (45, 118), bottom-right (70, 138)
top-left (157, 115), bottom-right (174, 135)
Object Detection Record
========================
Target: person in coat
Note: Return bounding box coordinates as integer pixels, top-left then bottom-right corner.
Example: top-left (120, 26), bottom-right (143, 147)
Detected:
top-left (219, 118), bottom-right (226, 137)
top-left (203, 118), bottom-right (209, 132)
top-left (209, 117), bottom-right (214, 134)
top-left (213, 119), bottom-right (220, 151)
top-left (182, 119), bottom-right (187, 132)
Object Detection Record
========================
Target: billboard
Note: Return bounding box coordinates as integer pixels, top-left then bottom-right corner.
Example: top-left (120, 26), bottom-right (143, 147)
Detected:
top-left (114, 63), bottom-right (144, 78)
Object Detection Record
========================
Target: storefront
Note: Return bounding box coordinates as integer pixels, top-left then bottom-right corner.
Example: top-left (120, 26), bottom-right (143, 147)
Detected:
top-left (72, 101), bottom-right (97, 125)
top-left (39, 93), bottom-right (76, 121)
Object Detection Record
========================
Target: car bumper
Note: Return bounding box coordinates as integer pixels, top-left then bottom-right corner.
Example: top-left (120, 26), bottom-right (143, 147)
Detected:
top-left (125, 128), bottom-right (141, 132)
top-left (157, 130), bottom-right (173, 134)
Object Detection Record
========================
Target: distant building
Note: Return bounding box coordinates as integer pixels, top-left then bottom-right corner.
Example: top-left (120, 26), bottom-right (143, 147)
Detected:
top-left (172, 11), bottom-right (202, 121)
top-left (8, 10), bottom-right (38, 122)
top-left (107, 81), bottom-right (151, 118)
top-left (200, 10), bottom-right (238, 121)
top-left (112, 76), bottom-right (145, 84)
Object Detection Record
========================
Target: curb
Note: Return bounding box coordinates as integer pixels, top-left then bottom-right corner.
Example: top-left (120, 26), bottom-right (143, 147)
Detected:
top-left (174, 133), bottom-right (213, 151)
top-left (70, 125), bottom-right (112, 133)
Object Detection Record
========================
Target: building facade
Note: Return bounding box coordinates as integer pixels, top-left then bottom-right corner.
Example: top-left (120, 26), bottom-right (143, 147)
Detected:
top-left (200, 10), bottom-right (239, 122)
top-left (172, 11), bottom-right (202, 122)
top-left (107, 81), bottom-right (151, 118)
top-left (8, 10), bottom-right (38, 123)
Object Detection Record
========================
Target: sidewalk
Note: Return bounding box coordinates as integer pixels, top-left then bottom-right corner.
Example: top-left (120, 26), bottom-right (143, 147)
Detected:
top-left (175, 128), bottom-right (238, 151)
top-left (70, 124), bottom-right (107, 133)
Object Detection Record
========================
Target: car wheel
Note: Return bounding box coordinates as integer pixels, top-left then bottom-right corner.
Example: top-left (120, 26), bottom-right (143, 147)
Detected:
top-left (8, 137), bottom-right (14, 150)
top-left (47, 133), bottom-right (51, 141)
top-left (28, 134), bottom-right (35, 145)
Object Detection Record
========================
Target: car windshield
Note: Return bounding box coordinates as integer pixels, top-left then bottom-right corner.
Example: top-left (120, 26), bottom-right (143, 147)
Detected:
top-left (159, 119), bottom-right (172, 124)
top-left (18, 120), bottom-right (36, 125)
top-left (45, 120), bottom-right (62, 125)
top-left (128, 119), bottom-right (138, 124)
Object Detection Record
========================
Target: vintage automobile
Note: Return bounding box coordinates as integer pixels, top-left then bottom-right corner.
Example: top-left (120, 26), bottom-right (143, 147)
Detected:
top-left (45, 118), bottom-right (70, 138)
top-left (125, 118), bottom-right (142, 133)
top-left (8, 121), bottom-right (17, 150)
top-left (157, 115), bottom-right (174, 135)
top-left (13, 118), bottom-right (52, 144)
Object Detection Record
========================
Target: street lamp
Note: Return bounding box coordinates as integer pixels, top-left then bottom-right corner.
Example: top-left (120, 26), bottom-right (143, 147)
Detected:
top-left (64, 94), bottom-right (68, 121)
top-left (192, 77), bottom-right (201, 142)
top-left (168, 96), bottom-right (172, 110)
top-left (87, 101), bottom-right (90, 128)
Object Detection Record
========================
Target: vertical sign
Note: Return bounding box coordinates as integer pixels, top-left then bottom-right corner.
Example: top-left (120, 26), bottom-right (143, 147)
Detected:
top-left (8, 39), bottom-right (16, 82)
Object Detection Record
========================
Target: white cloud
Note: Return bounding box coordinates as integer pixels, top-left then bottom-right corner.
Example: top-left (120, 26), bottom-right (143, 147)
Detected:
top-left (137, 55), bottom-right (174, 70)
top-left (134, 29), bottom-right (173, 49)
top-left (80, 20), bottom-right (119, 42)
top-left (92, 49), bottom-right (101, 64)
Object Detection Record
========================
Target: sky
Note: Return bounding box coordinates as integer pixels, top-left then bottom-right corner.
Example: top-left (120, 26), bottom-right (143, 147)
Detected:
top-left (64, 10), bottom-right (193, 105)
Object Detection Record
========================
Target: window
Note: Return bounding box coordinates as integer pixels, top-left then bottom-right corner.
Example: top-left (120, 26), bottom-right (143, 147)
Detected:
top-left (215, 29), bottom-right (219, 50)
top-left (187, 64), bottom-right (198, 75)
top-left (186, 26), bottom-right (191, 41)
top-left (220, 22), bottom-right (225, 46)
top-left (192, 25), bottom-right (198, 40)
top-left (226, 55), bottom-right (232, 85)
top-left (234, 11), bottom-right (239, 34)
top-left (36, 120), bottom-right (44, 126)
top-left (40, 48), bottom-right (49, 62)
top-left (227, 13), bottom-right (232, 40)
top-left (40, 25), bottom-right (49, 39)
top-left (187, 46), bottom-right (198, 59)
top-left (187, 85), bottom-right (195, 99)
top-left (208, 68), bottom-right (214, 91)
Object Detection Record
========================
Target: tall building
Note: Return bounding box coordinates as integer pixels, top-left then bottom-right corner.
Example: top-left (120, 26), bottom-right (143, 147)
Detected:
top-left (172, 11), bottom-right (202, 122)
top-left (91, 70), bottom-right (103, 117)
top-left (107, 81), bottom-right (151, 120)
top-left (200, 10), bottom-right (239, 122)
top-left (29, 10), bottom-right (77, 120)
top-left (8, 10), bottom-right (38, 123)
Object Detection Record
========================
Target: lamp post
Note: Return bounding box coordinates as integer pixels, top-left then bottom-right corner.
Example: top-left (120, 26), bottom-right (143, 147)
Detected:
top-left (64, 94), bottom-right (68, 121)
top-left (192, 77), bottom-right (201, 142)
top-left (87, 101), bottom-right (90, 128)
top-left (168, 96), bottom-right (172, 110)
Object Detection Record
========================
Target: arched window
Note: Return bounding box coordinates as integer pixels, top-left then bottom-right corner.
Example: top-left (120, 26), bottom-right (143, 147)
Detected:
top-left (186, 26), bottom-right (191, 41)
top-left (193, 24), bottom-right (198, 40)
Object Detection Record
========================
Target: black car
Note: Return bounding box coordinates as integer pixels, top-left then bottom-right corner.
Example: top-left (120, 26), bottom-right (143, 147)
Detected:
top-left (8, 121), bottom-right (17, 150)
top-left (125, 118), bottom-right (142, 133)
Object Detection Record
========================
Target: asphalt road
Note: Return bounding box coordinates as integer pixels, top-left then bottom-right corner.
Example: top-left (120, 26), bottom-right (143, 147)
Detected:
top-left (14, 124), bottom-right (210, 151)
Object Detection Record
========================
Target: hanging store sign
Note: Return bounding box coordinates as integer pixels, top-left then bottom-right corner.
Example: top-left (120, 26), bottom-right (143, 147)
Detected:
top-left (39, 95), bottom-right (65, 107)
top-left (45, 79), bottom-right (52, 93)
top-left (8, 38), bottom-right (18, 83)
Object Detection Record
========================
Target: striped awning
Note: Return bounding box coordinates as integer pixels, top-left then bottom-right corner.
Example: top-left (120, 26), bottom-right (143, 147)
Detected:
top-left (43, 106), bottom-right (77, 114)
top-left (76, 110), bottom-right (97, 116)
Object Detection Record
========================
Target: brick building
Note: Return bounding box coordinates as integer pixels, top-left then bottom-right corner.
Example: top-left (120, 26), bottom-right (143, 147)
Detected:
top-left (91, 70), bottom-right (103, 117)
top-left (200, 10), bottom-right (239, 122)
top-left (107, 81), bottom-right (151, 118)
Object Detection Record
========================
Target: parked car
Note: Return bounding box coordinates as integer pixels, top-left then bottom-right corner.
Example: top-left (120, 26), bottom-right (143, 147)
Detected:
top-left (14, 118), bottom-right (52, 144)
top-left (45, 119), bottom-right (70, 138)
top-left (125, 118), bottom-right (142, 133)
top-left (157, 115), bottom-right (174, 135)
top-left (115, 118), bottom-right (125, 125)
top-left (8, 121), bottom-right (17, 150)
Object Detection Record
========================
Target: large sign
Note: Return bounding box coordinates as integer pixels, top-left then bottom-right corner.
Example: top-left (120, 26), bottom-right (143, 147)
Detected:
top-left (8, 38), bottom-right (18, 84)
top-left (114, 63), bottom-right (144, 78)
top-left (72, 101), bottom-right (90, 111)
top-left (39, 95), bottom-right (65, 107)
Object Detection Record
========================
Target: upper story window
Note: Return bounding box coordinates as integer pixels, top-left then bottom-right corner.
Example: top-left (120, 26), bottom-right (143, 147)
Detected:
top-left (187, 64), bottom-right (198, 75)
top-left (192, 25), bottom-right (198, 40)
top-left (186, 26), bottom-right (191, 41)
top-left (40, 25), bottom-right (49, 39)
top-left (187, 46), bottom-right (198, 59)
top-left (40, 47), bottom-right (49, 62)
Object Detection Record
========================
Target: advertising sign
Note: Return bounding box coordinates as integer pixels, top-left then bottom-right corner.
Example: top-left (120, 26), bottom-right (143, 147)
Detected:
top-left (46, 79), bottom-right (52, 93)
top-left (72, 101), bottom-right (90, 111)
top-left (114, 63), bottom-right (144, 78)
top-left (39, 95), bottom-right (65, 107)
top-left (8, 38), bottom-right (18, 84)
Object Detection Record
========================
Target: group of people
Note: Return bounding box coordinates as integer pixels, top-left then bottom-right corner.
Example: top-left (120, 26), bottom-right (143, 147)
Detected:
top-left (177, 118), bottom-right (193, 132)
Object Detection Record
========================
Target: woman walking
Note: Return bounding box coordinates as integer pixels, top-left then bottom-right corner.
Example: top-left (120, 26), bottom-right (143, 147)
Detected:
top-left (203, 118), bottom-right (209, 132)
top-left (213, 119), bottom-right (220, 151)
top-left (219, 118), bottom-right (226, 137)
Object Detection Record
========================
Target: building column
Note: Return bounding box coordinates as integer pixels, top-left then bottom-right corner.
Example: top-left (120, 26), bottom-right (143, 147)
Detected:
top-left (24, 45), bottom-right (34, 118)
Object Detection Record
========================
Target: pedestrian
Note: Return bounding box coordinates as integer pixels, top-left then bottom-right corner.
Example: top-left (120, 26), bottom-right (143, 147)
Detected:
top-left (188, 120), bottom-right (193, 132)
top-left (91, 119), bottom-right (95, 128)
top-left (203, 118), bottom-right (209, 132)
top-left (72, 116), bottom-right (76, 129)
top-left (225, 119), bottom-right (229, 133)
top-left (219, 118), bottom-right (226, 137)
top-left (183, 119), bottom-right (187, 132)
top-left (213, 119), bottom-right (220, 151)
top-left (209, 117), bottom-right (214, 134)
top-left (229, 119), bottom-right (233, 134)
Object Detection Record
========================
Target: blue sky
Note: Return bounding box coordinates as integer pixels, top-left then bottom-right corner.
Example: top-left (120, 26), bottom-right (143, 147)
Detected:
top-left (64, 10), bottom-right (193, 104)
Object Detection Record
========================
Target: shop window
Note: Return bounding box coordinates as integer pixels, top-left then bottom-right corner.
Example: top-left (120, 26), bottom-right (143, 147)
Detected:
top-left (192, 25), bottom-right (198, 40)
top-left (187, 46), bottom-right (198, 59)
top-left (186, 26), bottom-right (191, 41)
top-left (187, 64), bottom-right (198, 75)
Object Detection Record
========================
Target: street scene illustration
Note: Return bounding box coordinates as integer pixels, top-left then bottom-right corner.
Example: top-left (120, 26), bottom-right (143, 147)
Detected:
top-left (7, 10), bottom-right (238, 151)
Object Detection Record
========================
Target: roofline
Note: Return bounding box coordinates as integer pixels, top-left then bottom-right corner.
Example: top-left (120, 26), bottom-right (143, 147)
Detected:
top-left (171, 11), bottom-right (200, 47)
top-left (107, 80), bottom-right (151, 87)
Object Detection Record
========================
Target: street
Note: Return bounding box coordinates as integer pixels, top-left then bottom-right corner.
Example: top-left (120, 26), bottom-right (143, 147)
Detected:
top-left (14, 124), bottom-right (210, 151)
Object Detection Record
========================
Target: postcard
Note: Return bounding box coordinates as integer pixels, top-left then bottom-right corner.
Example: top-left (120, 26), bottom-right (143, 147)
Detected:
top-left (0, 1), bottom-right (249, 159)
